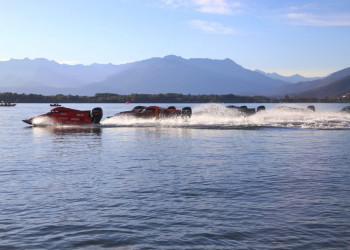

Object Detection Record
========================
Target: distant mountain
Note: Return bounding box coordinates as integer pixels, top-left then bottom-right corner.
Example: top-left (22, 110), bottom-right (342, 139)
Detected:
top-left (77, 55), bottom-right (288, 96)
top-left (0, 58), bottom-right (132, 94)
top-left (255, 69), bottom-right (322, 83)
top-left (0, 56), bottom-right (289, 96)
top-left (1, 56), bottom-right (348, 98)
top-left (269, 67), bottom-right (350, 97)
top-left (297, 75), bottom-right (350, 98)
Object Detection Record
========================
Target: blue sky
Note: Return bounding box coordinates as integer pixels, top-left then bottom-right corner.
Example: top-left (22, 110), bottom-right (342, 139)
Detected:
top-left (0, 0), bottom-right (349, 77)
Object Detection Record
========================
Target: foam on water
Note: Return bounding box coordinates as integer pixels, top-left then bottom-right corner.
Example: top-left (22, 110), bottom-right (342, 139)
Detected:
top-left (31, 116), bottom-right (58, 126)
top-left (101, 103), bottom-right (350, 130)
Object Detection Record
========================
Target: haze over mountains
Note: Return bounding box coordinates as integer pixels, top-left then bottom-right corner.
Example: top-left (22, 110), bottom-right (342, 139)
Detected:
top-left (254, 69), bottom-right (322, 83)
top-left (0, 56), bottom-right (349, 98)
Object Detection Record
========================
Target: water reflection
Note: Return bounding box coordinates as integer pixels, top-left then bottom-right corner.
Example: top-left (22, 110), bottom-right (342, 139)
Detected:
top-left (30, 126), bottom-right (102, 137)
top-left (2, 104), bottom-right (350, 249)
top-left (25, 126), bottom-right (104, 163)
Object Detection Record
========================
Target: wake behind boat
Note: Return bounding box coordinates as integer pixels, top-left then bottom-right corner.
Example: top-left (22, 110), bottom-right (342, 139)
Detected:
top-left (23, 106), bottom-right (103, 126)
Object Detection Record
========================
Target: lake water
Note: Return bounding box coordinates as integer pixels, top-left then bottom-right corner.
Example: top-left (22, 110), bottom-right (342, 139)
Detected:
top-left (1, 103), bottom-right (350, 249)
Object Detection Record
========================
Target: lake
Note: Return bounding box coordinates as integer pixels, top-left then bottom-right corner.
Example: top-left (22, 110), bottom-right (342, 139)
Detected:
top-left (1, 103), bottom-right (350, 249)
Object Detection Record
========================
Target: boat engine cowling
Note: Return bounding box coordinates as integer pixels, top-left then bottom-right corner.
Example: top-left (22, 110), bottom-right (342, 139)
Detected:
top-left (91, 107), bottom-right (103, 124)
top-left (307, 105), bottom-right (315, 112)
top-left (181, 107), bottom-right (192, 118)
top-left (257, 106), bottom-right (266, 112)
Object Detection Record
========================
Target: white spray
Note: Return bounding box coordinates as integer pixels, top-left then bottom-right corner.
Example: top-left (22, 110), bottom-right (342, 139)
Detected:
top-left (101, 104), bottom-right (350, 130)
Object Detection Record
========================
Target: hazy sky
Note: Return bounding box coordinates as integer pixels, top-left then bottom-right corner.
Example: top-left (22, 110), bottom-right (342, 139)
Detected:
top-left (1, 0), bottom-right (349, 76)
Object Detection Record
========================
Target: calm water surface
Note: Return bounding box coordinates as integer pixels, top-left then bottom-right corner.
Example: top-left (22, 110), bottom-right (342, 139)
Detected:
top-left (1, 103), bottom-right (350, 249)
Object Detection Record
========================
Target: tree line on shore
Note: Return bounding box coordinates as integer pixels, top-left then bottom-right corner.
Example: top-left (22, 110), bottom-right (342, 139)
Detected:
top-left (0, 92), bottom-right (349, 103)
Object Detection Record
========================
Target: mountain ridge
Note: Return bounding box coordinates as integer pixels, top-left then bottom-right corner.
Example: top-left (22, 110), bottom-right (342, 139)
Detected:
top-left (297, 75), bottom-right (350, 98)
top-left (255, 69), bottom-right (322, 83)
top-left (76, 56), bottom-right (288, 96)
top-left (269, 67), bottom-right (350, 97)
top-left (0, 56), bottom-right (348, 98)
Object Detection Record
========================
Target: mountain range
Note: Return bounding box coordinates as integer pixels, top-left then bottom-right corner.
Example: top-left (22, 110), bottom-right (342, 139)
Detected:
top-left (0, 56), bottom-right (349, 98)
top-left (270, 67), bottom-right (350, 97)
top-left (297, 75), bottom-right (350, 98)
top-left (254, 69), bottom-right (321, 83)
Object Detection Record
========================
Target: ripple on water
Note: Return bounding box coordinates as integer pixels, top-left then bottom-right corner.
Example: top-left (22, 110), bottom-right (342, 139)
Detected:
top-left (1, 104), bottom-right (350, 248)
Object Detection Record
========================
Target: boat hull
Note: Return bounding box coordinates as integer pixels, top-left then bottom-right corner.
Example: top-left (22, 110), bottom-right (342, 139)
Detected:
top-left (23, 107), bottom-right (103, 126)
top-left (110, 106), bottom-right (192, 119)
top-left (0, 104), bottom-right (16, 107)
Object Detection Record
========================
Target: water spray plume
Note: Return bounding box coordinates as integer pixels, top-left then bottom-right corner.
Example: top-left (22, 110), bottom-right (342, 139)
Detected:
top-left (101, 104), bottom-right (350, 130)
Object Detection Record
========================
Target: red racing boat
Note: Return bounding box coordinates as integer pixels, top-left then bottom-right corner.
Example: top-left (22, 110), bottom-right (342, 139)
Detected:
top-left (109, 106), bottom-right (192, 119)
top-left (23, 106), bottom-right (103, 126)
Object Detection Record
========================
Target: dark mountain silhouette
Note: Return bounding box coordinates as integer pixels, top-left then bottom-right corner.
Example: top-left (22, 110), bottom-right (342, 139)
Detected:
top-left (269, 67), bottom-right (350, 97)
top-left (297, 75), bottom-right (350, 98)
top-left (77, 55), bottom-right (287, 95)
top-left (255, 69), bottom-right (322, 83)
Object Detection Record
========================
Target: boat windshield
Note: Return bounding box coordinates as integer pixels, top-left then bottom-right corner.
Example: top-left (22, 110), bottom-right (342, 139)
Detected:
top-left (132, 106), bottom-right (146, 112)
top-left (142, 108), bottom-right (156, 113)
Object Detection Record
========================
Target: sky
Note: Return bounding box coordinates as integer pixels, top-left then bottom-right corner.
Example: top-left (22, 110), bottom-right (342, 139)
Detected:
top-left (0, 0), bottom-right (349, 77)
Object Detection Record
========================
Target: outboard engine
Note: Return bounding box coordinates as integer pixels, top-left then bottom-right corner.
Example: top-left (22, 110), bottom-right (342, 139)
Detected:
top-left (307, 105), bottom-right (315, 112)
top-left (181, 107), bottom-right (192, 118)
top-left (257, 105), bottom-right (266, 112)
top-left (238, 105), bottom-right (255, 115)
top-left (91, 107), bottom-right (103, 124)
top-left (238, 106), bottom-right (248, 112)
